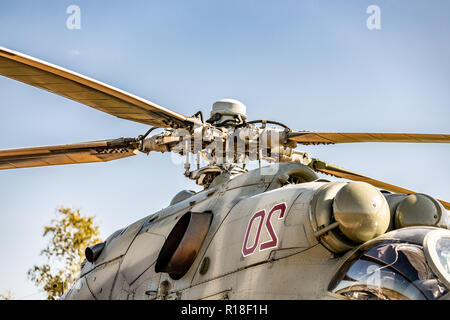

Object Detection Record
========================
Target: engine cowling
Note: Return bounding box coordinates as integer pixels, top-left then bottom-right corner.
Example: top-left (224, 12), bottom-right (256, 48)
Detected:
top-left (310, 181), bottom-right (449, 254)
top-left (384, 193), bottom-right (449, 230)
top-left (310, 181), bottom-right (391, 253)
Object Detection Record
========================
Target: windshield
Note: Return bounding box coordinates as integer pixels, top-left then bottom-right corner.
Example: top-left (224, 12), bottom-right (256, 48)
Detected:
top-left (424, 230), bottom-right (450, 288)
top-left (436, 238), bottom-right (450, 276)
top-left (330, 239), bottom-right (449, 300)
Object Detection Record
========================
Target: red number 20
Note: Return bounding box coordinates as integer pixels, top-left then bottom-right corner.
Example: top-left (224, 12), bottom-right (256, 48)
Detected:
top-left (242, 203), bottom-right (287, 257)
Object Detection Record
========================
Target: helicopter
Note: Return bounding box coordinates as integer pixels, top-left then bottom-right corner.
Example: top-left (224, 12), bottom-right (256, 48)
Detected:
top-left (0, 46), bottom-right (449, 300)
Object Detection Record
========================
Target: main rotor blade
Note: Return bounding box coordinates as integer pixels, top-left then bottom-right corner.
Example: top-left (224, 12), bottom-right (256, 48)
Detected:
top-left (0, 47), bottom-right (192, 128)
top-left (288, 131), bottom-right (450, 145)
top-left (308, 158), bottom-right (450, 210)
top-left (0, 138), bottom-right (139, 170)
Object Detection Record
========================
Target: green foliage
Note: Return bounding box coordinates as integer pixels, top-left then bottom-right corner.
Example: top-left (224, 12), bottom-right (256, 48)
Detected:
top-left (27, 207), bottom-right (102, 300)
top-left (0, 290), bottom-right (14, 300)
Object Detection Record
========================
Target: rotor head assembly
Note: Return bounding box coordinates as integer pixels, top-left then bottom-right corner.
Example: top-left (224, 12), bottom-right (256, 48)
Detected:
top-left (0, 46), bottom-right (448, 207)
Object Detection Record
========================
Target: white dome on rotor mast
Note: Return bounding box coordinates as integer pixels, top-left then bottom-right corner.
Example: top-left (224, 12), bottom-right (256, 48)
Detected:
top-left (210, 99), bottom-right (247, 124)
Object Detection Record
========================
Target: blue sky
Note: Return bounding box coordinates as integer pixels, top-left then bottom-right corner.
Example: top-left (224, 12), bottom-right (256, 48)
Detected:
top-left (0, 0), bottom-right (449, 299)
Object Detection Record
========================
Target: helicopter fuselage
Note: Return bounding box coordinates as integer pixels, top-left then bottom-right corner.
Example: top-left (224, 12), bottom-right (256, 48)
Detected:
top-left (62, 163), bottom-right (450, 300)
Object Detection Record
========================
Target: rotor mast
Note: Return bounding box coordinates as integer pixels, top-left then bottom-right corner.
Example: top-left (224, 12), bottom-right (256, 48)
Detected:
top-left (140, 99), bottom-right (308, 187)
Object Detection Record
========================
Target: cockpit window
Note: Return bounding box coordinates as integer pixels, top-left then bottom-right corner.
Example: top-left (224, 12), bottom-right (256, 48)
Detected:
top-left (330, 239), bottom-right (449, 300)
top-left (435, 238), bottom-right (450, 276)
top-left (333, 258), bottom-right (425, 300)
top-left (424, 231), bottom-right (450, 288)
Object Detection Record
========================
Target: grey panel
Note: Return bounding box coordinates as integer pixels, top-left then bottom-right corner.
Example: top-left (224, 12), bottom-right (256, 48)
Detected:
top-left (120, 232), bottom-right (166, 285)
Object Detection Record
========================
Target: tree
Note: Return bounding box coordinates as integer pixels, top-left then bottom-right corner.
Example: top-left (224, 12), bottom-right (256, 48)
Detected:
top-left (0, 290), bottom-right (14, 300)
top-left (27, 207), bottom-right (102, 300)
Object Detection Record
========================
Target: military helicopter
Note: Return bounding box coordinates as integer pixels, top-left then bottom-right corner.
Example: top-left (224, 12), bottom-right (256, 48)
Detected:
top-left (1, 46), bottom-right (450, 300)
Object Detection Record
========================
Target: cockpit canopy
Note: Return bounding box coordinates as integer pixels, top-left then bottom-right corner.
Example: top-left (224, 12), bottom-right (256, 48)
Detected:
top-left (329, 227), bottom-right (450, 300)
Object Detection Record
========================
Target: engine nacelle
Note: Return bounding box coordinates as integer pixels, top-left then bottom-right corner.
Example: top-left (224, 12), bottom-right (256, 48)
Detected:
top-left (384, 193), bottom-right (449, 230)
top-left (310, 181), bottom-right (390, 253)
top-left (310, 181), bottom-right (449, 254)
